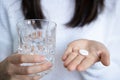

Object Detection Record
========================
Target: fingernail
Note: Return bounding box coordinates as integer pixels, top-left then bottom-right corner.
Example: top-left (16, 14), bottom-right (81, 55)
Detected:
top-left (47, 62), bottom-right (52, 67)
top-left (36, 56), bottom-right (45, 61)
top-left (62, 56), bottom-right (66, 61)
top-left (40, 56), bottom-right (45, 61)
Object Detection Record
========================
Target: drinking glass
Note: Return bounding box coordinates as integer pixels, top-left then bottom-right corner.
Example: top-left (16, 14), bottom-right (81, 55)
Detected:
top-left (17, 19), bottom-right (56, 77)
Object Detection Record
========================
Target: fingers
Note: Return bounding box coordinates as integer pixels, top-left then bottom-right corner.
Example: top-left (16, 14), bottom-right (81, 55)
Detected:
top-left (64, 52), bottom-right (78, 67)
top-left (63, 47), bottom-right (86, 71)
top-left (63, 47), bottom-right (100, 72)
top-left (12, 75), bottom-right (41, 80)
top-left (14, 62), bottom-right (52, 75)
top-left (62, 47), bottom-right (72, 61)
top-left (64, 50), bottom-right (110, 72)
top-left (8, 54), bottom-right (45, 64)
top-left (77, 56), bottom-right (95, 71)
top-left (64, 52), bottom-right (96, 72)
top-left (66, 55), bottom-right (85, 71)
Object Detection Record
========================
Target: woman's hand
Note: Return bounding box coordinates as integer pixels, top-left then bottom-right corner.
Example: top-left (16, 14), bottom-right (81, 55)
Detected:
top-left (62, 39), bottom-right (110, 71)
top-left (0, 54), bottom-right (52, 80)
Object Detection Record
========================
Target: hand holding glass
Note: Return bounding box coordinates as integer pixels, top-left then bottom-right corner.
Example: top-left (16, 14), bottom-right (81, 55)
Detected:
top-left (17, 19), bottom-right (56, 77)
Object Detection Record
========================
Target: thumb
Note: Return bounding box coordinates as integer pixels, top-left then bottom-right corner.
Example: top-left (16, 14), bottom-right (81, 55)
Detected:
top-left (99, 51), bottom-right (110, 66)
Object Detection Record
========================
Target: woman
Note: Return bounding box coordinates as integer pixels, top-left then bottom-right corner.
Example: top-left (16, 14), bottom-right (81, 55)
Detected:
top-left (0, 0), bottom-right (120, 80)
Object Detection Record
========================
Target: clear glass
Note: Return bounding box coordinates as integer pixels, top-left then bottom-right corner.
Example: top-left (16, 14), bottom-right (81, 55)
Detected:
top-left (17, 19), bottom-right (56, 77)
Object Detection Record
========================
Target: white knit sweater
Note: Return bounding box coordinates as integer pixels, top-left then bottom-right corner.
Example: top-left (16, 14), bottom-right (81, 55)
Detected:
top-left (0, 0), bottom-right (120, 80)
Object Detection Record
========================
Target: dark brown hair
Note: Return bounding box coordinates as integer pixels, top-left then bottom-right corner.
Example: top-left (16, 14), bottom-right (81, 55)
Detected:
top-left (22, 0), bottom-right (104, 28)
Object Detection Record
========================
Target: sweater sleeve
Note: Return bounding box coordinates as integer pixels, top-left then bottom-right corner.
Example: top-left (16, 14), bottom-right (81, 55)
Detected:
top-left (0, 0), bottom-right (13, 61)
